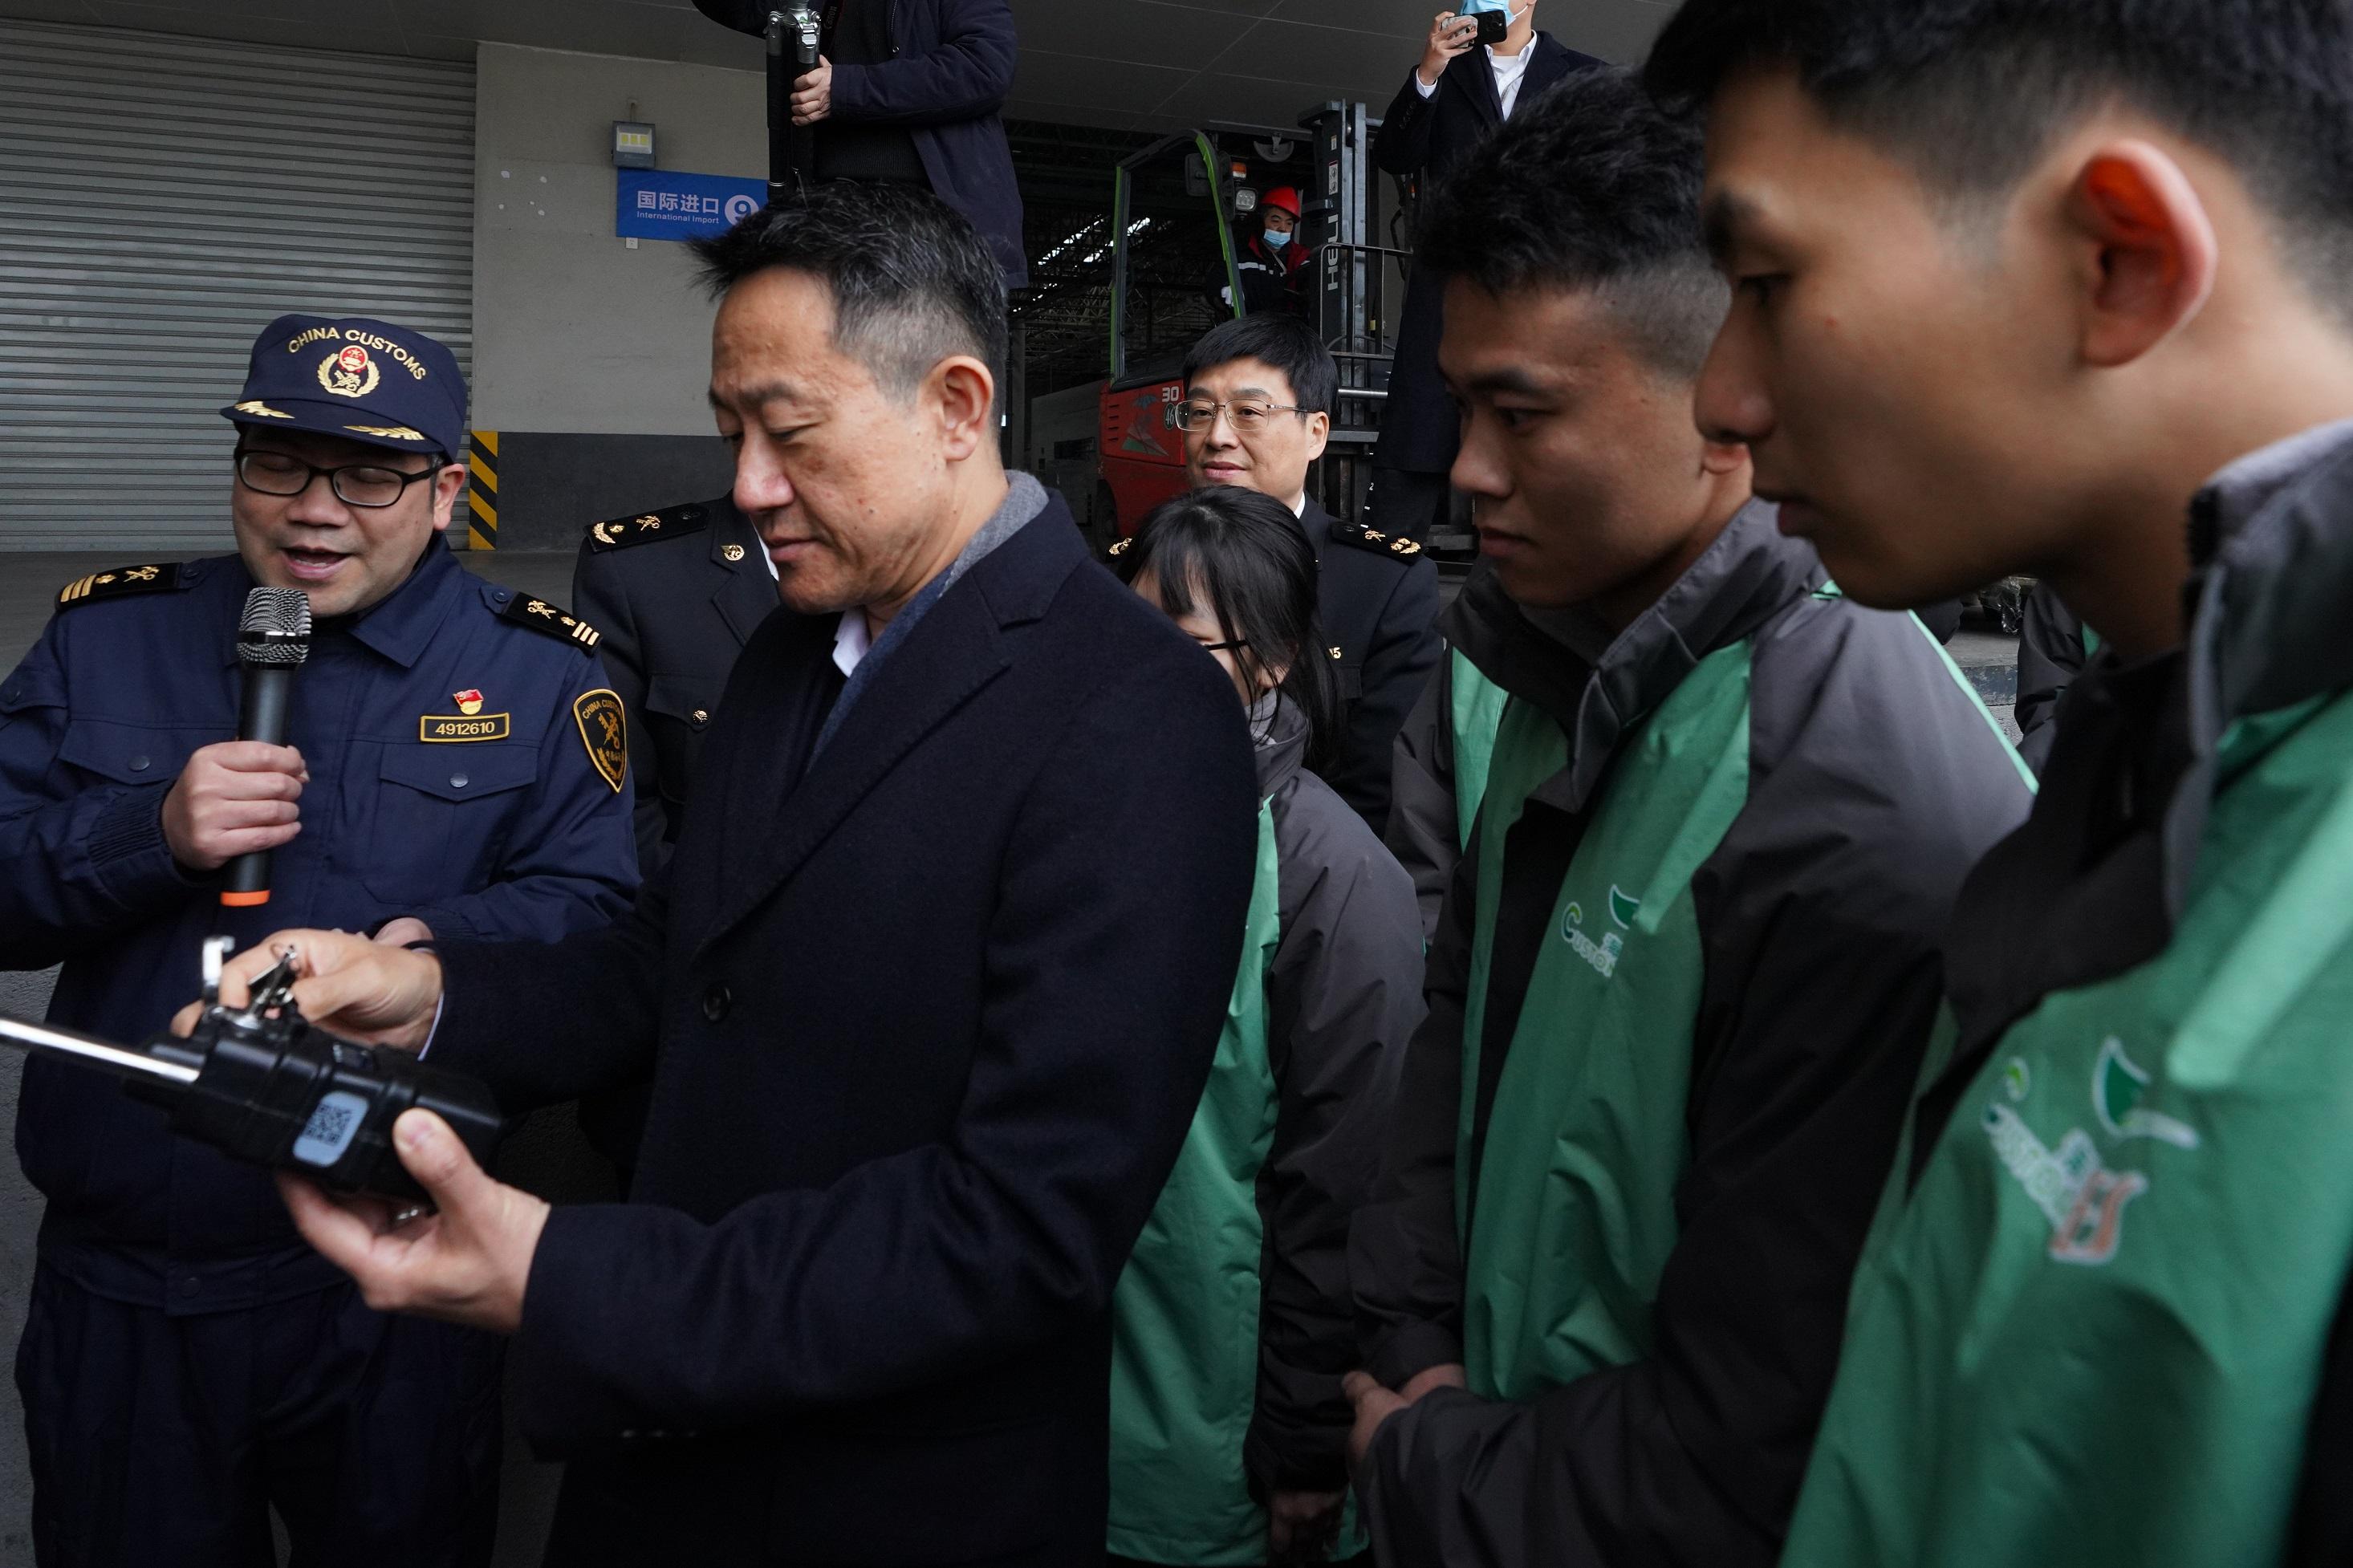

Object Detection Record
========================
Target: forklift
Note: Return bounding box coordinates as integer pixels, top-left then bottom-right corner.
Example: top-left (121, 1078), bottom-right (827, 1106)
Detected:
top-left (1091, 102), bottom-right (1406, 550)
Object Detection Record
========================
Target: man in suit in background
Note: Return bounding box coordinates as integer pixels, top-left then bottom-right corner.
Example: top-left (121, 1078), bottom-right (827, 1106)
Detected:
top-left (1370, 4), bottom-right (1603, 542)
top-left (204, 184), bottom-right (1261, 1566)
top-left (787, 0), bottom-right (1026, 290)
top-left (1172, 314), bottom-right (1441, 836)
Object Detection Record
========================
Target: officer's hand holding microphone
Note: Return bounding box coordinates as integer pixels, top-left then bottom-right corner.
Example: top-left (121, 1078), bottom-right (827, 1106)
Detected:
top-left (160, 743), bottom-right (307, 874)
top-left (167, 928), bottom-right (545, 1333)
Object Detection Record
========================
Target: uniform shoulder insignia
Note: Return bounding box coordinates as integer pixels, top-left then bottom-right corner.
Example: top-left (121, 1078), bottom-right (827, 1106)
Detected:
top-left (1327, 520), bottom-right (1423, 561)
top-left (1107, 538), bottom-right (1133, 558)
top-left (586, 502), bottom-right (711, 553)
top-left (56, 563), bottom-right (188, 609)
top-left (499, 594), bottom-right (604, 652)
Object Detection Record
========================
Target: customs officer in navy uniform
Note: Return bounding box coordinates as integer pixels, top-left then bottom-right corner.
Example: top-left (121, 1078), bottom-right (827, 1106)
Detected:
top-left (1150, 314), bottom-right (1441, 836)
top-left (0, 315), bottom-right (638, 1567)
top-left (573, 495), bottom-right (774, 874)
top-left (571, 496), bottom-right (774, 1177)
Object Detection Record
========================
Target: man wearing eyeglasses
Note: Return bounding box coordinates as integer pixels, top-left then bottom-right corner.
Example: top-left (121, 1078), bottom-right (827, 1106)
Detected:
top-left (0, 314), bottom-right (636, 1566)
top-left (1168, 314), bottom-right (1441, 835)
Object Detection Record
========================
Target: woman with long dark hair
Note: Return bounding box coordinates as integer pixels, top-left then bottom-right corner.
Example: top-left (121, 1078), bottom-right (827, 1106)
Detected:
top-left (1107, 486), bottom-right (1425, 1567)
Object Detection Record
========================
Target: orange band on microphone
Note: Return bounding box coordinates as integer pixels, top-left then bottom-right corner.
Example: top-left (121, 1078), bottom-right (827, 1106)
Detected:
top-left (219, 891), bottom-right (271, 908)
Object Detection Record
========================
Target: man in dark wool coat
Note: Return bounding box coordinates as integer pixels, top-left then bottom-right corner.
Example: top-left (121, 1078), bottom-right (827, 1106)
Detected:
top-left (200, 184), bottom-right (1262, 1567)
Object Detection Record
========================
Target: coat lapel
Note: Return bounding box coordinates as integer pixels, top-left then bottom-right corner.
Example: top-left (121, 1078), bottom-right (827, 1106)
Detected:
top-left (1521, 35), bottom-right (1575, 107)
top-left (694, 508), bottom-right (1086, 956)
top-left (1452, 47), bottom-right (1501, 129)
top-left (709, 502), bottom-right (779, 648)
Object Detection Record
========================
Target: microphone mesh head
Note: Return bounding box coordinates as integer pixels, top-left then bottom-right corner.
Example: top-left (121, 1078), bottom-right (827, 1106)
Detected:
top-left (237, 587), bottom-right (312, 667)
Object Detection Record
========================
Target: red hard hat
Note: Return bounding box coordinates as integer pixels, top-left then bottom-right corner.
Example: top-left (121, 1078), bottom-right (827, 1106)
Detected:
top-left (1262, 187), bottom-right (1302, 218)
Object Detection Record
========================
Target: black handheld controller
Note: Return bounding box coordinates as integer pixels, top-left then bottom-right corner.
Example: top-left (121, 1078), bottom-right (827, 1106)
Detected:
top-left (0, 941), bottom-right (505, 1207)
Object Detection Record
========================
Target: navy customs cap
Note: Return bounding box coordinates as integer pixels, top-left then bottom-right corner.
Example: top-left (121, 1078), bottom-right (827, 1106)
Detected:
top-left (222, 315), bottom-right (467, 459)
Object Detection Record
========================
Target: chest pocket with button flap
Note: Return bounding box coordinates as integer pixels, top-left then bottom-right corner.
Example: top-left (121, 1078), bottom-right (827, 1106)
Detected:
top-left (642, 675), bottom-right (724, 806)
top-left (55, 718), bottom-right (208, 791)
top-left (361, 743), bottom-right (541, 902)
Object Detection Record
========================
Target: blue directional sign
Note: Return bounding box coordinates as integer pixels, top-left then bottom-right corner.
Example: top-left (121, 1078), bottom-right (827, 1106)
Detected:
top-left (617, 169), bottom-right (766, 242)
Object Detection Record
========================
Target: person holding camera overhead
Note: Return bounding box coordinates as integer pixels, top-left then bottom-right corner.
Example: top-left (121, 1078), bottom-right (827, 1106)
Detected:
top-left (1368, 3), bottom-right (1602, 544)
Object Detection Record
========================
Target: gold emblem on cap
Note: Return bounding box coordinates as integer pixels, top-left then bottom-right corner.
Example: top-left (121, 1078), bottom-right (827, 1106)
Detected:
top-left (234, 400), bottom-right (293, 419)
top-left (722, 543), bottom-right (745, 563)
top-left (347, 424), bottom-right (425, 441)
top-left (319, 344), bottom-right (381, 400)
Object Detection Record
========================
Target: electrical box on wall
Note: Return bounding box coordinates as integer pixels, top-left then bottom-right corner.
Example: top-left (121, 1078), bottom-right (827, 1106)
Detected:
top-left (612, 121), bottom-right (656, 169)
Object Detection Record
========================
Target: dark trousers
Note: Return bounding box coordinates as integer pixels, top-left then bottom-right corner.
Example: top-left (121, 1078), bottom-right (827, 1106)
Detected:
top-left (16, 1263), bottom-right (502, 1568)
top-left (1364, 469), bottom-right (1452, 545)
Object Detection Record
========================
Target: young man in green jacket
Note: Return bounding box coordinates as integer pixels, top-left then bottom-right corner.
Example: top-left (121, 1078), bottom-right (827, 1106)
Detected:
top-left (1645, 2), bottom-right (2353, 1562)
top-left (1341, 67), bottom-right (2034, 1566)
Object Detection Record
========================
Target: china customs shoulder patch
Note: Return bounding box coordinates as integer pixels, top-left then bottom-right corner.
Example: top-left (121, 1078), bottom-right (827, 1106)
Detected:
top-left (573, 689), bottom-right (628, 793)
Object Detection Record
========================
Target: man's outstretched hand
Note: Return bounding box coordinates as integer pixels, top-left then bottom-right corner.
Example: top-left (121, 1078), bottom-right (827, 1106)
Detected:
top-left (280, 1109), bottom-right (547, 1334)
top-left (169, 928), bottom-right (444, 1051)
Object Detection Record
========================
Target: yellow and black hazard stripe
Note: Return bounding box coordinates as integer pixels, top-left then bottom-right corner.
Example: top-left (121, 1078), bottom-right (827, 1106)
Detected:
top-left (467, 431), bottom-right (499, 550)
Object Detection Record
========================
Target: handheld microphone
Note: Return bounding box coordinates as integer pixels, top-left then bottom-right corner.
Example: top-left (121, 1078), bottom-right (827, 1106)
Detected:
top-left (764, 6), bottom-right (823, 204)
top-left (221, 587), bottom-right (311, 909)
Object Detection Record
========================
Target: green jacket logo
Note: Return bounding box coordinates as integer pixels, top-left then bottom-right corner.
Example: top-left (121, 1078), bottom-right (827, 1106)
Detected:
top-left (1981, 1037), bottom-right (2195, 1267)
top-left (1563, 887), bottom-right (1643, 977)
top-left (1561, 897), bottom-right (1624, 979)
top-left (2093, 1038), bottom-right (2200, 1149)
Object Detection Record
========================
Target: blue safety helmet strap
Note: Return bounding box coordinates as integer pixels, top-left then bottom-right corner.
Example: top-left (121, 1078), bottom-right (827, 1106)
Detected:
top-left (221, 314), bottom-right (468, 461)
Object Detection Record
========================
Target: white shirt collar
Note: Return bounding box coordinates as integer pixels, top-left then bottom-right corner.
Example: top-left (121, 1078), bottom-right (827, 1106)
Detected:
top-left (832, 611), bottom-right (873, 678)
top-left (1287, 492), bottom-right (1307, 518)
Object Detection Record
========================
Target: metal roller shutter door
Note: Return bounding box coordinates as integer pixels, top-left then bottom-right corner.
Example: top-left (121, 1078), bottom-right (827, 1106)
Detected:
top-left (0, 19), bottom-right (475, 551)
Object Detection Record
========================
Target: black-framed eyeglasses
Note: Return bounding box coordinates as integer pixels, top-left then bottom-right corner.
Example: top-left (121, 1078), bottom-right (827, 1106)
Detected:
top-left (1173, 399), bottom-right (1307, 433)
top-left (1199, 640), bottom-right (1250, 655)
top-left (234, 446), bottom-right (448, 510)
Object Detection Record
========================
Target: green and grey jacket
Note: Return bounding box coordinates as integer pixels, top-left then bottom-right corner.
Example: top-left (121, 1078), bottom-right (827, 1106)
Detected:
top-left (1782, 417), bottom-right (2353, 1568)
top-left (1109, 701), bottom-right (1426, 1565)
top-left (1348, 503), bottom-right (2034, 1566)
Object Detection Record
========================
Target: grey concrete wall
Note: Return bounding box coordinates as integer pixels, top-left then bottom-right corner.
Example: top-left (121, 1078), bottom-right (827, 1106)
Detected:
top-left (471, 43), bottom-right (765, 440)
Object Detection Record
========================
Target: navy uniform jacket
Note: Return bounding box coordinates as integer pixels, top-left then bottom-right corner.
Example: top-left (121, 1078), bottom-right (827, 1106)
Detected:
top-left (1303, 499), bottom-right (1442, 837)
top-left (573, 496), bottom-right (777, 874)
top-left (0, 544), bottom-right (637, 1314)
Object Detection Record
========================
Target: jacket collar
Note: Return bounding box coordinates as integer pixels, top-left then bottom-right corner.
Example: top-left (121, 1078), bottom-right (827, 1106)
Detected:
top-left (706, 495), bottom-right (782, 647)
top-left (1445, 500), bottom-right (1818, 812)
top-left (217, 537), bottom-right (462, 670)
top-left (1453, 31), bottom-right (1576, 127)
top-left (1252, 693), bottom-right (1310, 801)
top-left (1939, 417), bottom-right (2353, 1080)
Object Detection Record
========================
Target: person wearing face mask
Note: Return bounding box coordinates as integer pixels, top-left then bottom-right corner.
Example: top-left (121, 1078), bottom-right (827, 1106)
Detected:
top-left (1219, 187), bottom-right (1312, 318)
top-left (1110, 485), bottom-right (1423, 1568)
top-left (1143, 314), bottom-right (1441, 837)
top-left (0, 315), bottom-right (638, 1566)
top-left (1367, 0), bottom-right (1602, 545)
top-left (1341, 73), bottom-right (2034, 1568)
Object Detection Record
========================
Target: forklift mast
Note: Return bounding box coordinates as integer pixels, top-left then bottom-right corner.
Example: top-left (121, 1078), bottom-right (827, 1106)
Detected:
top-left (1095, 100), bottom-right (1403, 546)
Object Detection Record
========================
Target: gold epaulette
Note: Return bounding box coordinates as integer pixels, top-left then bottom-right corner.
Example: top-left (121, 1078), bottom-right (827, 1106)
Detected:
top-left (56, 563), bottom-right (186, 608)
top-left (587, 502), bottom-right (711, 552)
top-left (500, 595), bottom-right (603, 651)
